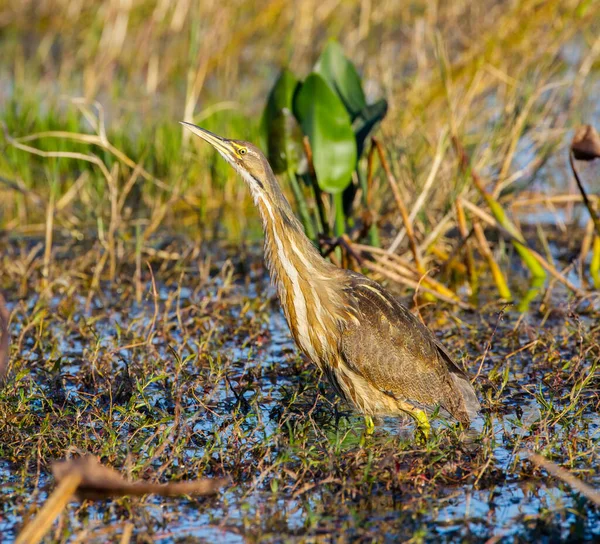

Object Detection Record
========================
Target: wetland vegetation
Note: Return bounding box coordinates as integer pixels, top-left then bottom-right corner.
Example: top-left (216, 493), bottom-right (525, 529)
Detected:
top-left (1, 0), bottom-right (600, 542)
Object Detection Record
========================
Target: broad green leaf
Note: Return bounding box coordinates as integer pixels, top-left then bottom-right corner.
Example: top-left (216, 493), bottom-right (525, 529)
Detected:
top-left (354, 98), bottom-right (388, 157)
top-left (314, 41), bottom-right (366, 121)
top-left (260, 69), bottom-right (303, 174)
top-left (293, 73), bottom-right (356, 194)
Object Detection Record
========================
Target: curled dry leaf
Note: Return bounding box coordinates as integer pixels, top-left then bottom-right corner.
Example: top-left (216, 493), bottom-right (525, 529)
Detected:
top-left (52, 455), bottom-right (229, 501)
top-left (0, 292), bottom-right (9, 379)
top-left (571, 125), bottom-right (600, 161)
top-left (569, 124), bottom-right (600, 238)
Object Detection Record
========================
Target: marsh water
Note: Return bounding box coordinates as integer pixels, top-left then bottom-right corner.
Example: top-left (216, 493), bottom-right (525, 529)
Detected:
top-left (2, 1), bottom-right (600, 541)
top-left (0, 232), bottom-right (599, 543)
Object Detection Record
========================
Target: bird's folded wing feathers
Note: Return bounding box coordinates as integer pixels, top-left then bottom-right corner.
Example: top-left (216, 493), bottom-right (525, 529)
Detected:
top-left (340, 276), bottom-right (479, 420)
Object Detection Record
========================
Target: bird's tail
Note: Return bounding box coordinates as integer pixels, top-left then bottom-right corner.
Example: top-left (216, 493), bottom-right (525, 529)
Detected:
top-left (450, 372), bottom-right (481, 422)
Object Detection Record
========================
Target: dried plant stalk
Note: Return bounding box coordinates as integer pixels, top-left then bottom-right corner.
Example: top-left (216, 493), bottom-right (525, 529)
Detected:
top-left (51, 455), bottom-right (229, 501)
top-left (472, 221), bottom-right (512, 300)
top-left (528, 452), bottom-right (600, 506)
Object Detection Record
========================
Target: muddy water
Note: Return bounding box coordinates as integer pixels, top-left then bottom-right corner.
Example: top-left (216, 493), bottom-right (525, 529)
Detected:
top-left (0, 238), bottom-right (599, 542)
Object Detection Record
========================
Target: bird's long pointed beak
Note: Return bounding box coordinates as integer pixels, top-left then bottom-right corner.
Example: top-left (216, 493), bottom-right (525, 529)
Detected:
top-left (180, 121), bottom-right (232, 156)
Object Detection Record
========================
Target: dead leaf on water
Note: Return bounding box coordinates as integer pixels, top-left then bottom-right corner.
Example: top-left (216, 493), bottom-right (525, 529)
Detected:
top-left (571, 125), bottom-right (600, 161)
top-left (17, 455), bottom-right (228, 543)
top-left (52, 455), bottom-right (230, 501)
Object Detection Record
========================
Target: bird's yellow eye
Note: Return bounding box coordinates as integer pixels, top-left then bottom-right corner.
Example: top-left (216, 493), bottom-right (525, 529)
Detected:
top-left (238, 147), bottom-right (248, 156)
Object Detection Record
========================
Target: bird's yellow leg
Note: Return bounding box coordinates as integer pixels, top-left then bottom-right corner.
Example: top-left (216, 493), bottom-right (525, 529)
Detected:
top-left (411, 409), bottom-right (430, 440)
top-left (364, 415), bottom-right (375, 435)
top-left (396, 400), bottom-right (430, 440)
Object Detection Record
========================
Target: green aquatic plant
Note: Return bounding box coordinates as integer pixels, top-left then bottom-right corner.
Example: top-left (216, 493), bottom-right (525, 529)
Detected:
top-left (261, 41), bottom-right (387, 246)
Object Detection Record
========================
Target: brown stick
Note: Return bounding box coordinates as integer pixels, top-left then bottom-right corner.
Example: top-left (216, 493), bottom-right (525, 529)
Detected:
top-left (362, 259), bottom-right (473, 310)
top-left (528, 452), bottom-right (600, 506)
top-left (16, 472), bottom-right (83, 544)
top-left (512, 193), bottom-right (600, 208)
top-left (51, 455), bottom-right (229, 501)
top-left (369, 250), bottom-right (460, 301)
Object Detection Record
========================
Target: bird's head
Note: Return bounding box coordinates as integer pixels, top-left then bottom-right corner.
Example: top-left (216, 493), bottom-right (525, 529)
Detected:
top-left (181, 122), bottom-right (272, 200)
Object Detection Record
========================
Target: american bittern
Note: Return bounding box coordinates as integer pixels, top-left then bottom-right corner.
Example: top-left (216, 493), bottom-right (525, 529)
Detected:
top-left (182, 122), bottom-right (480, 434)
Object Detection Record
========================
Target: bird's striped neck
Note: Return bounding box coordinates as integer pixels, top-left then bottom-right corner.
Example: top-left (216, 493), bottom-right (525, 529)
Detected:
top-left (251, 188), bottom-right (346, 366)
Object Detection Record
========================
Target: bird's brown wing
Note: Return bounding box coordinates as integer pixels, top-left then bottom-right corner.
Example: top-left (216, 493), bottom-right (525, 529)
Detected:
top-left (340, 273), bottom-right (479, 423)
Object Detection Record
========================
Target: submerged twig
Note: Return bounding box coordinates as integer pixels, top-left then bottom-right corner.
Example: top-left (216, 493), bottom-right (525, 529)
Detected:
top-left (527, 452), bottom-right (600, 506)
